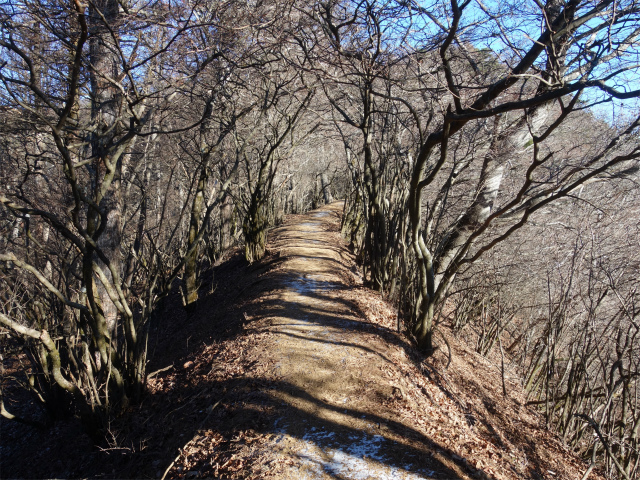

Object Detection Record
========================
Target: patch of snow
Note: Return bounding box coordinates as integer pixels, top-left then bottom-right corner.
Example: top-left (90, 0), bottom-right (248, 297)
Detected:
top-left (291, 428), bottom-right (434, 480)
top-left (284, 274), bottom-right (340, 296)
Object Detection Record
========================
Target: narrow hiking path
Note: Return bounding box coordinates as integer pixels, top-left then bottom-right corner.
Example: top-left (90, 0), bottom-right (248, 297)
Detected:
top-left (158, 202), bottom-right (594, 480)
top-left (238, 204), bottom-right (457, 479)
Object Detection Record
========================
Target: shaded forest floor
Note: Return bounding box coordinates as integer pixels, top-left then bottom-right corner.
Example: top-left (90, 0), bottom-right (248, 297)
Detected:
top-left (2, 203), bottom-right (597, 479)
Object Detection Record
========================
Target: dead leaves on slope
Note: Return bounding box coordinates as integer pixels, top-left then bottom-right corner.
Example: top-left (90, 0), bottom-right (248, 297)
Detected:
top-left (345, 285), bottom-right (600, 480)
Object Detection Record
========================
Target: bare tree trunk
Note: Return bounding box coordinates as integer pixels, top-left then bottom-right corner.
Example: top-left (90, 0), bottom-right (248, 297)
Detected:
top-left (185, 166), bottom-right (207, 311)
top-left (321, 172), bottom-right (333, 204)
top-left (89, 0), bottom-right (123, 334)
top-left (221, 195), bottom-right (233, 251)
top-left (244, 165), bottom-right (270, 263)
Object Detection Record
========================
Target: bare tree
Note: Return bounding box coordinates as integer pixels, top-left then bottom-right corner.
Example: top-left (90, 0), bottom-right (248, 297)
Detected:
top-left (0, 0), bottom-right (248, 432)
top-left (385, 0), bottom-right (640, 351)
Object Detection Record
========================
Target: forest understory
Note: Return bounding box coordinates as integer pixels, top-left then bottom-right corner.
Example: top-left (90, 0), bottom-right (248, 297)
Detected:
top-left (1, 204), bottom-right (600, 479)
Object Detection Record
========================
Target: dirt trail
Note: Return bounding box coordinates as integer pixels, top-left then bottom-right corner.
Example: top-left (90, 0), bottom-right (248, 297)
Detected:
top-left (247, 205), bottom-right (446, 479)
top-left (162, 202), bottom-right (593, 480)
top-left (177, 202), bottom-right (473, 480)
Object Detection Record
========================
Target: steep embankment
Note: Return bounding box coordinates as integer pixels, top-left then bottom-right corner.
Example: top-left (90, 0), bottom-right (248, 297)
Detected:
top-left (159, 203), bottom-right (594, 480)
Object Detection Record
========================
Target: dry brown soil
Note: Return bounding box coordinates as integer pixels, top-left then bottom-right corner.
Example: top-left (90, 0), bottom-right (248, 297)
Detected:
top-left (1, 202), bottom-right (598, 480)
